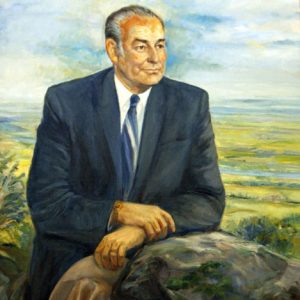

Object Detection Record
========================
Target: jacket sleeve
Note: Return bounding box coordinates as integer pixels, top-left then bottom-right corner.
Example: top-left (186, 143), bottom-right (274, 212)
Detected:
top-left (155, 91), bottom-right (225, 236)
top-left (27, 87), bottom-right (115, 249)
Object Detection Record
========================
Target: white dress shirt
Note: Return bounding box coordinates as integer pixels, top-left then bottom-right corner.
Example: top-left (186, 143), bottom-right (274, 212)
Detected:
top-left (114, 74), bottom-right (151, 142)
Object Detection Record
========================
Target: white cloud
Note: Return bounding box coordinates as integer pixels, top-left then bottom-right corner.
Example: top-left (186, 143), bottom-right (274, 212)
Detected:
top-left (0, 0), bottom-right (299, 104)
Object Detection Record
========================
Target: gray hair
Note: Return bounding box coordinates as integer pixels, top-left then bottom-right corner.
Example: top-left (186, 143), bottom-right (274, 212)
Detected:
top-left (105, 5), bottom-right (164, 53)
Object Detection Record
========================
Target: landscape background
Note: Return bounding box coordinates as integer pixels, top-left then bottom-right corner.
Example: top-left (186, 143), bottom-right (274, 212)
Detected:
top-left (0, 0), bottom-right (299, 298)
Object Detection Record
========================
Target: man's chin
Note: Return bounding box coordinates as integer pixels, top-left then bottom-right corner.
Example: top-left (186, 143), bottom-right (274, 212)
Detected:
top-left (140, 74), bottom-right (164, 87)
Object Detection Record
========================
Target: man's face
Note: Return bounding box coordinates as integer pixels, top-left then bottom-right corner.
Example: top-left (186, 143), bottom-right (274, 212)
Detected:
top-left (113, 15), bottom-right (167, 92)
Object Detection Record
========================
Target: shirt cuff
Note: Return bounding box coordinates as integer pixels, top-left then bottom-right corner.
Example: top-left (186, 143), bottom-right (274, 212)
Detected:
top-left (106, 210), bottom-right (114, 232)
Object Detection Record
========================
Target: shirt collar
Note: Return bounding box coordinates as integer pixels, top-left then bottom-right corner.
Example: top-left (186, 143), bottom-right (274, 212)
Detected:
top-left (114, 73), bottom-right (152, 110)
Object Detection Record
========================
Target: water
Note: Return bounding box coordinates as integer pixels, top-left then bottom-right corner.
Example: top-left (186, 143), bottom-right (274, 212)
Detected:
top-left (211, 98), bottom-right (300, 121)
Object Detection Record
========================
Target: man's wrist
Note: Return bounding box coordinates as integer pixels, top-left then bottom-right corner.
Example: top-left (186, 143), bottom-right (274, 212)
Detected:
top-left (112, 200), bottom-right (124, 224)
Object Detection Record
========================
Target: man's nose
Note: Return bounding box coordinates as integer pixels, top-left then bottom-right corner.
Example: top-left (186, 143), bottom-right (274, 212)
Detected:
top-left (147, 47), bottom-right (159, 64)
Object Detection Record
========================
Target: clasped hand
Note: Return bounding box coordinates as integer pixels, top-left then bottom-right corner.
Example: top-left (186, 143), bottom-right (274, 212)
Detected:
top-left (94, 225), bottom-right (145, 270)
top-left (116, 202), bottom-right (176, 241)
top-left (94, 202), bottom-right (176, 270)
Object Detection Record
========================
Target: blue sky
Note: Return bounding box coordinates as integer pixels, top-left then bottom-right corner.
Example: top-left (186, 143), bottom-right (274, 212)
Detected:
top-left (0, 0), bottom-right (299, 105)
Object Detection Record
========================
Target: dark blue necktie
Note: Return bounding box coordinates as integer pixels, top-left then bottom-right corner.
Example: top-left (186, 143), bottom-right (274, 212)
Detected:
top-left (121, 94), bottom-right (140, 200)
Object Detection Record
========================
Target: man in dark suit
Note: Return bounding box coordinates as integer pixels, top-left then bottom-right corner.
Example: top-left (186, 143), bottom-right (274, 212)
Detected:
top-left (26, 5), bottom-right (225, 300)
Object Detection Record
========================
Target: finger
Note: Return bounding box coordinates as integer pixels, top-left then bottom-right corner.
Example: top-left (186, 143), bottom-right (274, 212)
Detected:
top-left (96, 237), bottom-right (108, 255)
top-left (94, 251), bottom-right (102, 268)
top-left (118, 244), bottom-right (127, 268)
top-left (101, 243), bottom-right (112, 270)
top-left (161, 210), bottom-right (176, 232)
top-left (94, 242), bottom-right (105, 267)
top-left (110, 243), bottom-right (120, 270)
top-left (95, 242), bottom-right (104, 256)
top-left (144, 223), bottom-right (155, 241)
top-left (151, 218), bottom-right (162, 240)
top-left (157, 217), bottom-right (168, 238)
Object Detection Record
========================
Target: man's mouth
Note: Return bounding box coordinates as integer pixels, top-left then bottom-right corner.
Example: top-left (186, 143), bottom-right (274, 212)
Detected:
top-left (143, 69), bottom-right (161, 72)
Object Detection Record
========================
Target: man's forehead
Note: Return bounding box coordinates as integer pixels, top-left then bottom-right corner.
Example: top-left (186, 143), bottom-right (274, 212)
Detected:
top-left (120, 15), bottom-right (164, 40)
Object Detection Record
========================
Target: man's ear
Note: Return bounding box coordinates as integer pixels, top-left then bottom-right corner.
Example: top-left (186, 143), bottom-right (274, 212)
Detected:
top-left (106, 38), bottom-right (120, 64)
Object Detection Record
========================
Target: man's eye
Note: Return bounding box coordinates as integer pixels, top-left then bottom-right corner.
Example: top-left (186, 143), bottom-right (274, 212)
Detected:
top-left (135, 45), bottom-right (146, 51)
top-left (156, 44), bottom-right (165, 49)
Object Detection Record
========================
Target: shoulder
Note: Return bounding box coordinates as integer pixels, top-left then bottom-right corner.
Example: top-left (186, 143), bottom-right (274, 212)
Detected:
top-left (46, 67), bottom-right (112, 98)
top-left (43, 67), bottom-right (113, 118)
top-left (160, 76), bottom-right (209, 107)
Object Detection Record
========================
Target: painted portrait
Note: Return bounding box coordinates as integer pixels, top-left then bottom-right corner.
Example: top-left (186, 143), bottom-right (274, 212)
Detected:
top-left (0, 1), bottom-right (299, 299)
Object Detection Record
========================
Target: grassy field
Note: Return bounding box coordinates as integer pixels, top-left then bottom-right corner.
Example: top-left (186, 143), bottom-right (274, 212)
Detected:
top-left (214, 116), bottom-right (300, 228)
top-left (211, 103), bottom-right (300, 258)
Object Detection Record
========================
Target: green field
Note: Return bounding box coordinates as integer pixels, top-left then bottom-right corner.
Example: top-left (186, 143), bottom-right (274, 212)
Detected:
top-left (213, 111), bottom-right (300, 258)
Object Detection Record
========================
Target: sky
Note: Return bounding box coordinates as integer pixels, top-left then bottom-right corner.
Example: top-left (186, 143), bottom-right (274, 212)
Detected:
top-left (0, 0), bottom-right (299, 106)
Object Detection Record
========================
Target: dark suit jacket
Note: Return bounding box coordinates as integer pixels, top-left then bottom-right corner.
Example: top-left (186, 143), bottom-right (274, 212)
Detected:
top-left (26, 67), bottom-right (225, 300)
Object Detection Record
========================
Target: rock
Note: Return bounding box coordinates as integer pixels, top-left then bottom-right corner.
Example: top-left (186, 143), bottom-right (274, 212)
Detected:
top-left (112, 231), bottom-right (300, 300)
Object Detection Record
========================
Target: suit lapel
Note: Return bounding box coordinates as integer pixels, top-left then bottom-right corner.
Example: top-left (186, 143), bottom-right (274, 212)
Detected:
top-left (93, 68), bottom-right (123, 198)
top-left (93, 69), bottom-right (167, 202)
top-left (128, 81), bottom-right (166, 201)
